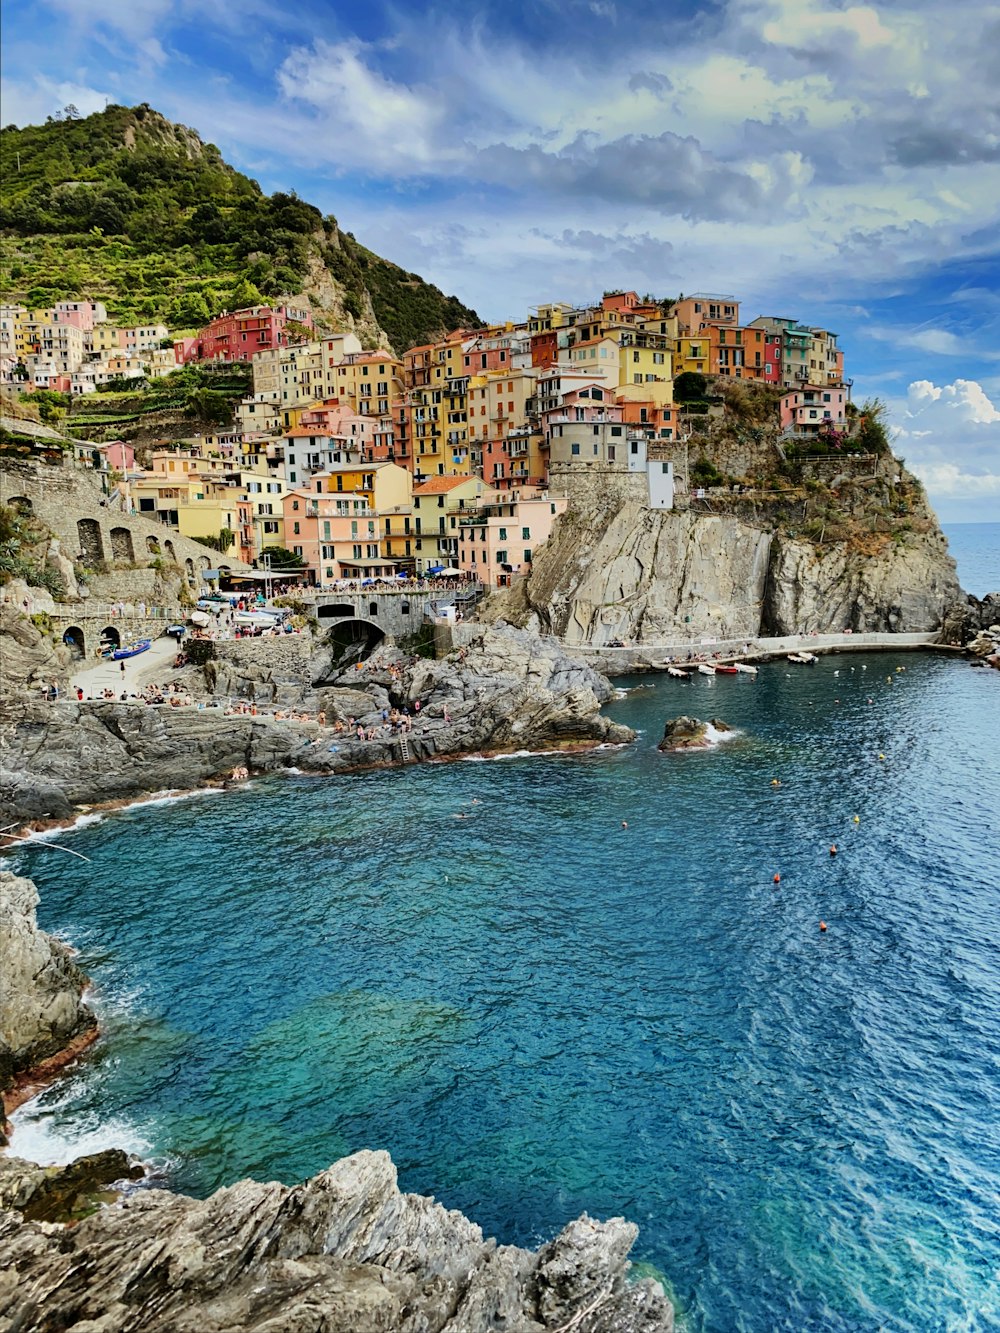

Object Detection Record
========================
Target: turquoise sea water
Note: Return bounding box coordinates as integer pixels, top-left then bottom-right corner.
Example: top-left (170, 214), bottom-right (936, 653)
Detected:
top-left (10, 643), bottom-right (1000, 1333)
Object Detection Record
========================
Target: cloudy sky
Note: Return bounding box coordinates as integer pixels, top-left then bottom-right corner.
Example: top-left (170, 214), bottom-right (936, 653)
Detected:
top-left (2, 0), bottom-right (999, 521)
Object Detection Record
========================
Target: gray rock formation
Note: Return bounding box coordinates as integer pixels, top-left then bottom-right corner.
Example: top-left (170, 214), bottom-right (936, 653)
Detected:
top-left (0, 1149), bottom-right (673, 1332)
top-left (0, 624), bottom-right (633, 824)
top-left (940, 592), bottom-right (1000, 645)
top-left (0, 870), bottom-right (96, 1107)
top-left (658, 716), bottom-right (732, 751)
top-left (0, 1150), bottom-right (143, 1223)
top-left (0, 601), bottom-right (72, 700)
top-left (0, 701), bottom-right (317, 823)
top-left (486, 494), bottom-right (961, 645)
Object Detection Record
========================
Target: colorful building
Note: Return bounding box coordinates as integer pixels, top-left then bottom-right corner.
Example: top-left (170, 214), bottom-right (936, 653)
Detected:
top-left (458, 492), bottom-right (568, 587)
top-left (184, 304), bottom-right (314, 365)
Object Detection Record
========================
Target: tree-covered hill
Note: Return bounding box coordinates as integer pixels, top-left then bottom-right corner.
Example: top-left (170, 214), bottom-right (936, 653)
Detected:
top-left (0, 103), bottom-right (482, 352)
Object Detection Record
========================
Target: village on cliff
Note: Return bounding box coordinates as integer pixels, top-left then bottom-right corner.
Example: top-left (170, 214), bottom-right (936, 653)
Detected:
top-left (1, 290), bottom-right (858, 590)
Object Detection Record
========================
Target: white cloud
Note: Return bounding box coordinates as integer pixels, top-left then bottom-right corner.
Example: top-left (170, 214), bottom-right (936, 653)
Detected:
top-left (893, 379), bottom-right (1000, 506)
top-left (276, 39), bottom-right (452, 172)
top-left (906, 379), bottom-right (1000, 424)
top-left (0, 76), bottom-right (112, 124)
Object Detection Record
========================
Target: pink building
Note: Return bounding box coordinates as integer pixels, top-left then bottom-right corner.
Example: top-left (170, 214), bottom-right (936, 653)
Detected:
top-left (458, 492), bottom-right (567, 587)
top-left (539, 382), bottom-right (622, 441)
top-left (173, 337), bottom-right (200, 365)
top-left (53, 301), bottom-right (107, 331)
top-left (780, 385), bottom-right (848, 435)
top-left (183, 304), bottom-right (314, 364)
top-left (98, 441), bottom-right (136, 472)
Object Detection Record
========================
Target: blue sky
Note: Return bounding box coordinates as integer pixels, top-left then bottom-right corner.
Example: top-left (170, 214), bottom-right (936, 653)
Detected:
top-left (2, 0), bottom-right (999, 521)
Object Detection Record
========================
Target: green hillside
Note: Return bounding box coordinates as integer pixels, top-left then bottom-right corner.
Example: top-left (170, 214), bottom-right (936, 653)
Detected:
top-left (0, 103), bottom-right (481, 351)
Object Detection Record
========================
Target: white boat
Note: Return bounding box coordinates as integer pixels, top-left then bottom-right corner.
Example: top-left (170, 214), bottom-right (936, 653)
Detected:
top-left (787, 653), bottom-right (808, 664)
top-left (697, 663), bottom-right (716, 676)
top-left (734, 663), bottom-right (758, 675)
top-left (235, 610), bottom-right (278, 628)
top-left (189, 610), bottom-right (211, 628)
top-left (666, 666), bottom-right (690, 679)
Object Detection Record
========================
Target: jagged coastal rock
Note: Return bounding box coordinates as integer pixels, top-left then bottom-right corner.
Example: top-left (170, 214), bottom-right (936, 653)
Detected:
top-left (658, 716), bottom-right (732, 751)
top-left (0, 624), bottom-right (633, 824)
top-left (0, 1149), bottom-right (673, 1332)
top-left (0, 1151), bottom-right (144, 1223)
top-left (0, 870), bottom-right (96, 1123)
top-left (487, 485), bottom-right (962, 645)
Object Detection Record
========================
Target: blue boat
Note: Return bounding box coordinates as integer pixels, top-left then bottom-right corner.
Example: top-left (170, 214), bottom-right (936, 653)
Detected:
top-left (111, 638), bottom-right (152, 661)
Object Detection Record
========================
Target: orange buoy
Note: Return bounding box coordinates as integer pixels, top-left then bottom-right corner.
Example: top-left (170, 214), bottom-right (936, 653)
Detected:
top-left (773, 873), bottom-right (781, 883)
top-left (829, 844), bottom-right (837, 856)
top-left (819, 921), bottom-right (828, 932)
top-left (853, 815), bottom-right (860, 824)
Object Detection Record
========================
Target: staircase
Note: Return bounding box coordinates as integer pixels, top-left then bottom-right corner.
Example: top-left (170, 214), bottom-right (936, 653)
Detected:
top-left (398, 735), bottom-right (412, 763)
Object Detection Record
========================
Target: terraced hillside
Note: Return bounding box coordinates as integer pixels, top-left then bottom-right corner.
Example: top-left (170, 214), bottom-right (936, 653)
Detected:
top-left (0, 104), bottom-right (481, 352)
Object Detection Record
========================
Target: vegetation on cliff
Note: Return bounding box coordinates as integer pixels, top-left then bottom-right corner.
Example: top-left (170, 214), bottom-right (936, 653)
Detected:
top-left (0, 104), bottom-right (481, 351)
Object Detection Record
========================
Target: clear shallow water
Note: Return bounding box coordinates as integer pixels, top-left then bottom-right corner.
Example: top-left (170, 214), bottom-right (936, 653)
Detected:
top-left (943, 522), bottom-right (1000, 599)
top-left (10, 652), bottom-right (1000, 1333)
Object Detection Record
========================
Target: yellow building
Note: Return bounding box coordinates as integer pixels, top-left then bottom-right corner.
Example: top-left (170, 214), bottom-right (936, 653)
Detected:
top-left (279, 340), bottom-right (324, 408)
top-left (90, 325), bottom-right (123, 355)
top-left (410, 474), bottom-right (491, 573)
top-left (327, 352), bottom-right (404, 419)
top-left (315, 460), bottom-right (412, 514)
top-left (674, 336), bottom-right (710, 376)
top-left (0, 304), bottom-right (29, 358)
top-left (133, 472), bottom-right (242, 545)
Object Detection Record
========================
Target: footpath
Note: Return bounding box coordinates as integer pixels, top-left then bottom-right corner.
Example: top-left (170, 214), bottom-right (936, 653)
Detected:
top-left (562, 630), bottom-right (952, 673)
top-left (69, 635), bottom-right (180, 697)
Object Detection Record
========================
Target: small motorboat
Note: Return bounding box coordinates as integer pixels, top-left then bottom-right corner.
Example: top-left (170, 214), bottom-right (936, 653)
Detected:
top-left (697, 663), bottom-right (716, 676)
top-left (715, 665), bottom-right (739, 674)
top-left (788, 653), bottom-right (809, 664)
top-left (112, 638), bottom-right (151, 661)
top-left (734, 663), bottom-right (758, 675)
top-left (666, 666), bottom-right (690, 679)
top-left (189, 610), bottom-right (211, 628)
top-left (235, 610), bottom-right (279, 628)
top-left (800, 651), bottom-right (818, 664)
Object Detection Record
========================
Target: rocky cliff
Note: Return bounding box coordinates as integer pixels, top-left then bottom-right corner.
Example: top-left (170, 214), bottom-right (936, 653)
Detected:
top-left (0, 870), bottom-right (96, 1120)
top-left (0, 624), bottom-right (633, 824)
top-left (487, 477), bottom-right (962, 645)
top-left (0, 1148), bottom-right (672, 1332)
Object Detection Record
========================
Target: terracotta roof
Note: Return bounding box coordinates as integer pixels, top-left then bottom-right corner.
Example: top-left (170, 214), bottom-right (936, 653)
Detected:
top-left (413, 476), bottom-right (476, 495)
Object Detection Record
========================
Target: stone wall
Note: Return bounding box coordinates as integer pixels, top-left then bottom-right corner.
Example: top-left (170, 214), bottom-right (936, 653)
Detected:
top-left (213, 634), bottom-right (314, 676)
top-left (0, 458), bottom-right (252, 582)
top-left (312, 590), bottom-right (428, 639)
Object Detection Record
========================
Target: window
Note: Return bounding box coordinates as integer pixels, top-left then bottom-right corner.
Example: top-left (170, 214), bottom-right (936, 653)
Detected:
top-left (499, 527), bottom-right (507, 540)
top-left (523, 549), bottom-right (532, 563)
top-left (571, 443), bottom-right (580, 456)
top-left (293, 521), bottom-right (300, 535)
top-left (496, 549), bottom-right (508, 564)
top-left (522, 526), bottom-right (530, 539)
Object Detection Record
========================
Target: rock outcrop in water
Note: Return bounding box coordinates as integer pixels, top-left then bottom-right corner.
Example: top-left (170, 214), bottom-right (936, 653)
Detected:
top-left (0, 870), bottom-right (96, 1125)
top-left (0, 1148), bottom-right (673, 1332)
top-left (658, 716), bottom-right (732, 751)
top-left (0, 624), bottom-right (633, 824)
